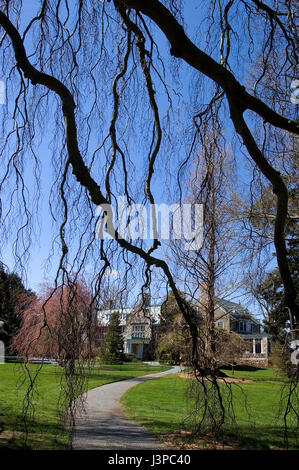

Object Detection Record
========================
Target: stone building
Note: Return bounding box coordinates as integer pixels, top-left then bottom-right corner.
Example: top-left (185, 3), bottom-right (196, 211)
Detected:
top-left (97, 291), bottom-right (269, 366)
top-left (97, 295), bottom-right (160, 360)
top-left (205, 296), bottom-right (270, 367)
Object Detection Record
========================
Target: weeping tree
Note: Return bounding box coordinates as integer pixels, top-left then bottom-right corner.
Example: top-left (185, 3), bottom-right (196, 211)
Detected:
top-left (0, 0), bottom-right (298, 446)
top-left (11, 280), bottom-right (99, 362)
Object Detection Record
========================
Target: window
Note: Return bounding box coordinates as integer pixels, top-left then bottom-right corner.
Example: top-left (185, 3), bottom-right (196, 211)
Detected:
top-left (216, 321), bottom-right (224, 328)
top-left (239, 321), bottom-right (246, 332)
top-left (255, 339), bottom-right (262, 354)
top-left (132, 324), bottom-right (145, 338)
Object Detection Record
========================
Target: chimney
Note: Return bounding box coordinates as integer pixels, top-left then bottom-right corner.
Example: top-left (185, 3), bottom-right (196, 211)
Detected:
top-left (143, 292), bottom-right (151, 308)
top-left (104, 299), bottom-right (114, 309)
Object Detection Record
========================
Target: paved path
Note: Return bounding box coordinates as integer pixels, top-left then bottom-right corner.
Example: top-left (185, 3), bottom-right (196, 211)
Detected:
top-left (73, 366), bottom-right (182, 450)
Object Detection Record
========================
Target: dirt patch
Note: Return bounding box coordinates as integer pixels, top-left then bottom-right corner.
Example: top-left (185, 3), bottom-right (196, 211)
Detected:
top-left (178, 373), bottom-right (252, 383)
top-left (161, 432), bottom-right (235, 450)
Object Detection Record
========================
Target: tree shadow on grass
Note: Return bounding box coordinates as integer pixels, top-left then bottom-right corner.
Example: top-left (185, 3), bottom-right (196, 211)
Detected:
top-left (230, 365), bottom-right (262, 373)
top-left (222, 423), bottom-right (298, 450)
top-left (0, 402), bottom-right (69, 450)
top-left (130, 414), bottom-right (298, 450)
top-left (0, 419), bottom-right (69, 450)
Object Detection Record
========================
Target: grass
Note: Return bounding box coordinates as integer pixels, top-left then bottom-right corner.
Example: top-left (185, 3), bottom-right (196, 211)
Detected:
top-left (0, 361), bottom-right (170, 450)
top-left (120, 367), bottom-right (299, 450)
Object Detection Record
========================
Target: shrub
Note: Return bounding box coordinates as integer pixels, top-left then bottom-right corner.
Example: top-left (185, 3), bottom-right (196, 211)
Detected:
top-left (268, 341), bottom-right (293, 376)
top-left (122, 353), bottom-right (141, 363)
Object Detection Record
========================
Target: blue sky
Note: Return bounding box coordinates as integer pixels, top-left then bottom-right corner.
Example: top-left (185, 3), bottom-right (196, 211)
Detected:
top-left (0, 1), bottom-right (281, 319)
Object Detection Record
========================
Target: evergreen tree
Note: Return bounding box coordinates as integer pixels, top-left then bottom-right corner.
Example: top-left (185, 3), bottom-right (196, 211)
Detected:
top-left (259, 235), bottom-right (298, 343)
top-left (158, 291), bottom-right (180, 336)
top-left (256, 184), bottom-right (298, 343)
top-left (101, 311), bottom-right (124, 364)
top-left (254, 149), bottom-right (298, 343)
top-left (0, 263), bottom-right (35, 352)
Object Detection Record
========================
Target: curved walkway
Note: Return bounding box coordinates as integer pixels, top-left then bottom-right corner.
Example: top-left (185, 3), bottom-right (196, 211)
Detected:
top-left (73, 366), bottom-right (182, 450)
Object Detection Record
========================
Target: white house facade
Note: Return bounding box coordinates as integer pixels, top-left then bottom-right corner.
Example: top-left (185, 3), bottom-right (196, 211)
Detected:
top-left (97, 300), bottom-right (160, 359)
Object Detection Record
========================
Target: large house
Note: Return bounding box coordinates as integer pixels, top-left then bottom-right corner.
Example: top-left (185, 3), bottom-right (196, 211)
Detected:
top-left (97, 292), bottom-right (269, 366)
top-left (211, 297), bottom-right (269, 367)
top-left (97, 294), bottom-right (160, 360)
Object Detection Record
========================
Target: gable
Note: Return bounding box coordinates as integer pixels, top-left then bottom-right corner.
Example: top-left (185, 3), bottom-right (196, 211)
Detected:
top-left (126, 308), bottom-right (151, 325)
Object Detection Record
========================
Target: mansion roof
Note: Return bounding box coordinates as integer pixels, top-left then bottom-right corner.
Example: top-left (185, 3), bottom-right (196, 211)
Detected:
top-left (98, 296), bottom-right (262, 329)
top-left (214, 297), bottom-right (260, 324)
top-left (98, 304), bottom-right (161, 326)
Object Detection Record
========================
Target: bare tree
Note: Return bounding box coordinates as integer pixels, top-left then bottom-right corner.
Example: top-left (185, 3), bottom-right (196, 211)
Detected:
top-left (166, 118), bottom-right (249, 438)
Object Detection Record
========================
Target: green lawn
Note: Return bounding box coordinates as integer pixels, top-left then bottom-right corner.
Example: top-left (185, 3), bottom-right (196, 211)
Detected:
top-left (0, 362), bottom-right (170, 450)
top-left (121, 367), bottom-right (299, 450)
